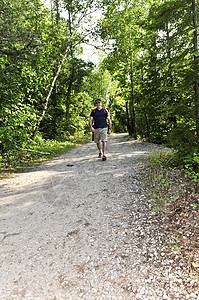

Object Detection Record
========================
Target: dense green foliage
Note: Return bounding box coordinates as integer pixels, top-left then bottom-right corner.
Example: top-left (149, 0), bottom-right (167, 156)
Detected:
top-left (0, 0), bottom-right (103, 152)
top-left (0, 0), bottom-right (198, 181)
top-left (97, 0), bottom-right (199, 178)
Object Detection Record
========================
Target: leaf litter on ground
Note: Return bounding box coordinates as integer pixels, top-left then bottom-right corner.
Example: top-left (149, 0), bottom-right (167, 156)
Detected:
top-left (135, 158), bottom-right (199, 298)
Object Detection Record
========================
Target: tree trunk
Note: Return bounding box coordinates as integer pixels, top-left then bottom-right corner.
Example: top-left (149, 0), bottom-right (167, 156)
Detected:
top-left (130, 51), bottom-right (137, 139)
top-left (140, 55), bottom-right (150, 138)
top-left (126, 101), bottom-right (131, 135)
top-left (192, 0), bottom-right (199, 137)
top-left (109, 85), bottom-right (119, 119)
top-left (32, 34), bottom-right (76, 139)
top-left (65, 64), bottom-right (75, 132)
top-left (105, 75), bottom-right (111, 108)
top-left (144, 104), bottom-right (150, 138)
top-left (165, 21), bottom-right (177, 128)
top-left (51, 0), bottom-right (60, 137)
top-left (32, 0), bottom-right (96, 139)
top-left (32, 9), bottom-right (81, 139)
top-left (55, 0), bottom-right (60, 26)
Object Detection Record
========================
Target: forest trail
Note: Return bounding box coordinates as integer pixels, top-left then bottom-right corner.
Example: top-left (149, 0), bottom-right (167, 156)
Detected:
top-left (0, 134), bottom-right (195, 299)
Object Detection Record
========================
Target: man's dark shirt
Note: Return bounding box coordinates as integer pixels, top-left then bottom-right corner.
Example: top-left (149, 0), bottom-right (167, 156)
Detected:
top-left (90, 108), bottom-right (108, 129)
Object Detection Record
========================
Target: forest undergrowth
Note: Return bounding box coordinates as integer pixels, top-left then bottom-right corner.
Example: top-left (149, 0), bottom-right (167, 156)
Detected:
top-left (0, 133), bottom-right (91, 179)
top-left (142, 153), bottom-right (199, 292)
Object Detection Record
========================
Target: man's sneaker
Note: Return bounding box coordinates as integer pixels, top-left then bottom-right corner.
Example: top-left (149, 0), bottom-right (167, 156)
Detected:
top-left (102, 155), bottom-right (107, 161)
top-left (98, 152), bottom-right (102, 158)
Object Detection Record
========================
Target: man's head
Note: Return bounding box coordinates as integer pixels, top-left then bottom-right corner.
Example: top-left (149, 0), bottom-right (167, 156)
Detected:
top-left (95, 99), bottom-right (102, 105)
top-left (95, 99), bottom-right (102, 109)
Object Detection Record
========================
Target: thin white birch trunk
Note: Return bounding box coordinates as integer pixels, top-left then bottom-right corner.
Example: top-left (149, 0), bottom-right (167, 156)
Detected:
top-left (32, 0), bottom-right (96, 139)
top-left (105, 74), bottom-right (111, 108)
top-left (32, 30), bottom-right (77, 139)
top-left (192, 0), bottom-right (199, 136)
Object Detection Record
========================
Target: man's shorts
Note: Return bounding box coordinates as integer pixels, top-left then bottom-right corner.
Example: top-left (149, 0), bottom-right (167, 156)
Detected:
top-left (94, 128), bottom-right (107, 143)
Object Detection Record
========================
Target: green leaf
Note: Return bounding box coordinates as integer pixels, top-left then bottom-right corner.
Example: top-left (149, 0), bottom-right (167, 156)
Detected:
top-left (194, 50), bottom-right (199, 57)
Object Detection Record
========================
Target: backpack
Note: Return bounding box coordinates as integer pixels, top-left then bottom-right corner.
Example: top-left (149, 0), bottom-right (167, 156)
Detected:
top-left (93, 108), bottom-right (108, 119)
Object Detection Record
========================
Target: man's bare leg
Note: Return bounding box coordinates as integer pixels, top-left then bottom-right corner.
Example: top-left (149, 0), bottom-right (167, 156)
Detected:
top-left (97, 142), bottom-right (102, 157)
top-left (102, 141), bottom-right (107, 160)
top-left (102, 141), bottom-right (106, 156)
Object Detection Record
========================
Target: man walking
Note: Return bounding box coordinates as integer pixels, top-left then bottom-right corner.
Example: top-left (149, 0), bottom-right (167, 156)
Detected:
top-left (89, 99), bottom-right (112, 161)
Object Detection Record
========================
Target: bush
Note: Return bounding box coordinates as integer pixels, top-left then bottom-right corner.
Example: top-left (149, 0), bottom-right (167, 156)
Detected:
top-left (0, 103), bottom-right (37, 153)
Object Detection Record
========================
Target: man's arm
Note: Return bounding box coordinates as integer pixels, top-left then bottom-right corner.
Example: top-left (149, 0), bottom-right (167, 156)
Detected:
top-left (107, 116), bottom-right (112, 135)
top-left (89, 116), bottom-right (95, 133)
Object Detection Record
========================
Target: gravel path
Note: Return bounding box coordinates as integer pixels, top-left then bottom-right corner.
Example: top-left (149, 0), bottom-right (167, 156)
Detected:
top-left (0, 133), bottom-right (198, 299)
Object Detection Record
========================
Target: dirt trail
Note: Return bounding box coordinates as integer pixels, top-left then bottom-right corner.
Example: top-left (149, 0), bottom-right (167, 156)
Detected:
top-left (0, 134), bottom-right (195, 299)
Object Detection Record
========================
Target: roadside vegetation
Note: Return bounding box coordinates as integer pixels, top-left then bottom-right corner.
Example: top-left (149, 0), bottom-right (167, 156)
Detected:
top-left (142, 151), bottom-right (199, 283)
top-left (0, 133), bottom-right (91, 179)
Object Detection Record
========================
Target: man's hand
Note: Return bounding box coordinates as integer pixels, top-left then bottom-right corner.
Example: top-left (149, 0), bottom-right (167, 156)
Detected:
top-left (89, 117), bottom-right (94, 133)
top-left (107, 116), bottom-right (112, 135)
